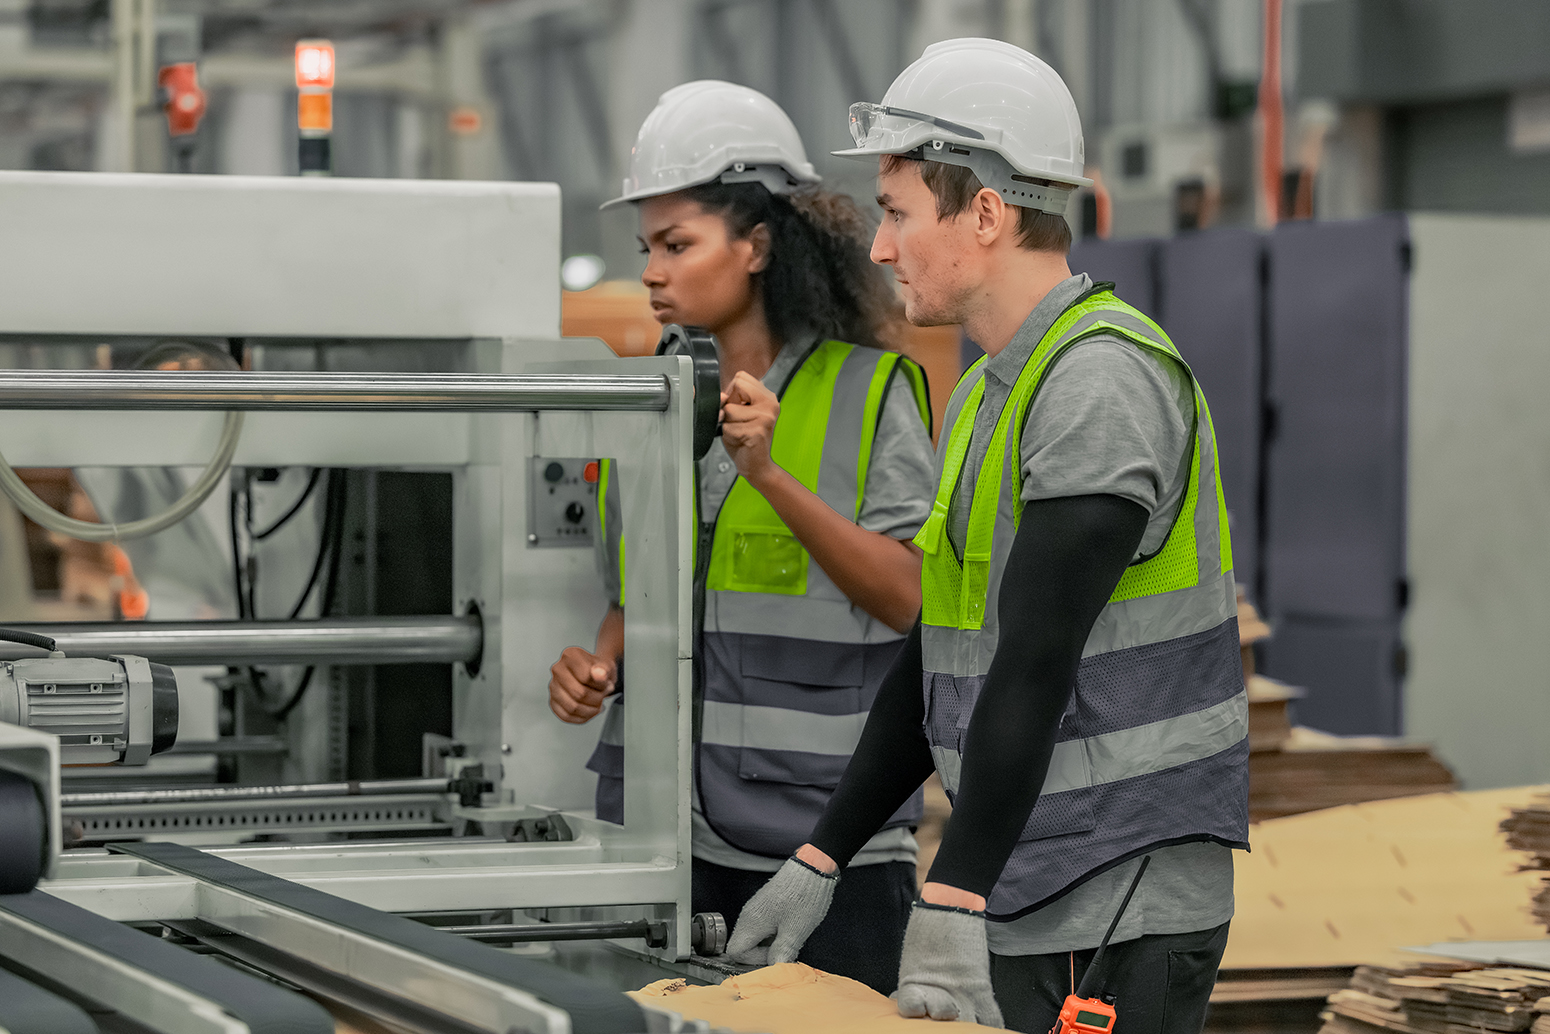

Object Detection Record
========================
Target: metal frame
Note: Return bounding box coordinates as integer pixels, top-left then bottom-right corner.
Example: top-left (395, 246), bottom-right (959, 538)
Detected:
top-left (30, 356), bottom-right (697, 954)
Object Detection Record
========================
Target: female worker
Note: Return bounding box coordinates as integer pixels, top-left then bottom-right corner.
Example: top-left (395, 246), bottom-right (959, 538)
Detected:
top-left (547, 81), bottom-right (935, 993)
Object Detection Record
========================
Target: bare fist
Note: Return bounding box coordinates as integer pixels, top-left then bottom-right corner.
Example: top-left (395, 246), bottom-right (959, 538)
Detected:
top-left (549, 647), bottom-right (617, 724)
top-left (720, 371), bottom-right (780, 485)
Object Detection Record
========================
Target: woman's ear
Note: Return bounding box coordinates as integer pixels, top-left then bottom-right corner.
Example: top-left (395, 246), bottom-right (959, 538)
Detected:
top-left (746, 222), bottom-right (773, 274)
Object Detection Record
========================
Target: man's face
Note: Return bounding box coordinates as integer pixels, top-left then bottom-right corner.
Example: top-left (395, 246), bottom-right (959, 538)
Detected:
top-left (870, 160), bottom-right (978, 327)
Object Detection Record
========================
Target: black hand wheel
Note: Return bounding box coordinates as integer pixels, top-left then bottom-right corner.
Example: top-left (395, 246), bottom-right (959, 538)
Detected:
top-left (656, 324), bottom-right (720, 461)
top-left (690, 911), bottom-right (728, 956)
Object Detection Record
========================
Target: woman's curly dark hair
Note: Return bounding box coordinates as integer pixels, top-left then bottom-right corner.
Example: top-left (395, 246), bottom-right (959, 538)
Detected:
top-left (680, 181), bottom-right (903, 350)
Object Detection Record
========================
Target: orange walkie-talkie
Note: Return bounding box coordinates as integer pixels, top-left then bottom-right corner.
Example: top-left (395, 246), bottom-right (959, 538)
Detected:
top-left (1049, 855), bottom-right (1152, 1034)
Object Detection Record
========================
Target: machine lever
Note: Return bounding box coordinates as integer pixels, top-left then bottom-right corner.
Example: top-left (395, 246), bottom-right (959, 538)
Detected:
top-left (656, 324), bottom-right (722, 461)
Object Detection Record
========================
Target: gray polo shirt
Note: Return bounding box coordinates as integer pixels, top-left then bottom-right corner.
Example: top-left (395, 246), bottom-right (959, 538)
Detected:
top-left (945, 274), bottom-right (1235, 955)
top-left (598, 336), bottom-right (937, 872)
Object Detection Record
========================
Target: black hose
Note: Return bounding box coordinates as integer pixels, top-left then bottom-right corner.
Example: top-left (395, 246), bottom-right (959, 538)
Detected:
top-left (270, 666), bottom-right (315, 722)
top-left (241, 471), bottom-right (257, 620)
top-left (287, 471), bottom-right (343, 621)
top-left (272, 470), bottom-right (347, 721)
top-left (0, 628), bottom-right (57, 653)
top-left (228, 481), bottom-right (247, 621)
top-left (254, 468), bottom-right (321, 541)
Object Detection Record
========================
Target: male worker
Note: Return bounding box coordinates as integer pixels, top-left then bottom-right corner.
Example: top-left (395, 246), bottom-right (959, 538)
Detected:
top-left (724, 38), bottom-right (1249, 1034)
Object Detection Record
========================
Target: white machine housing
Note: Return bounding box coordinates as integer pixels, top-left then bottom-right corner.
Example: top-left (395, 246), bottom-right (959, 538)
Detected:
top-left (0, 172), bottom-right (696, 970)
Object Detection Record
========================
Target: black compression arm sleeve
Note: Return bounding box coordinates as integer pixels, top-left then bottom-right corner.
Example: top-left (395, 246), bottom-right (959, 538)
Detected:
top-left (926, 494), bottom-right (1148, 897)
top-left (809, 621), bottom-right (937, 868)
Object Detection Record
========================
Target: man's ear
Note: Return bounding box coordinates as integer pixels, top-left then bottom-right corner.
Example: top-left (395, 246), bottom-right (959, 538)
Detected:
top-left (747, 222), bottom-right (773, 274)
top-left (971, 187), bottom-right (1014, 246)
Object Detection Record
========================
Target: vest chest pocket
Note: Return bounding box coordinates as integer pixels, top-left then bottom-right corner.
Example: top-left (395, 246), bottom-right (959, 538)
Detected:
top-left (726, 528), bottom-right (807, 594)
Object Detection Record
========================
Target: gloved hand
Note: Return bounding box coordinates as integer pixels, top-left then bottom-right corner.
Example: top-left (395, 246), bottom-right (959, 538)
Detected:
top-left (894, 901), bottom-right (1004, 1028)
top-left (724, 855), bottom-right (838, 966)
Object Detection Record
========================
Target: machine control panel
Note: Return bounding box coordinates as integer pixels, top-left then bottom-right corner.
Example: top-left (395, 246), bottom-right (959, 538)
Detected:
top-left (527, 458), bottom-right (596, 548)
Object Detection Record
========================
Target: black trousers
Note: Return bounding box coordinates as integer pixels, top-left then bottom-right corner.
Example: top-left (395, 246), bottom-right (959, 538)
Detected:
top-left (692, 857), bottom-right (916, 996)
top-left (989, 922), bottom-right (1231, 1034)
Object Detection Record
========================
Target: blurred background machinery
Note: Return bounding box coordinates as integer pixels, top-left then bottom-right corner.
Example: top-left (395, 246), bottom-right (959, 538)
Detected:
top-left (0, 0), bottom-right (1543, 793)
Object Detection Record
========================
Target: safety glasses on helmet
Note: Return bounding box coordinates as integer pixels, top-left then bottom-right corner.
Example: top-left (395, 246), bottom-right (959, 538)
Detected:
top-left (847, 102), bottom-right (985, 147)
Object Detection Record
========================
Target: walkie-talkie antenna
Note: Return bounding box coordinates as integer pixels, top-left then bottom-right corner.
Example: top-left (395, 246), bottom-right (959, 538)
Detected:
top-left (1074, 855), bottom-right (1152, 1002)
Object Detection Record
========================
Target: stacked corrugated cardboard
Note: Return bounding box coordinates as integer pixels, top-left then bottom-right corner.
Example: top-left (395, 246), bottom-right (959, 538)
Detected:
top-left (1499, 796), bottom-right (1550, 931)
top-left (1319, 964), bottom-right (1550, 1034)
top-left (1239, 592), bottom-right (1457, 821)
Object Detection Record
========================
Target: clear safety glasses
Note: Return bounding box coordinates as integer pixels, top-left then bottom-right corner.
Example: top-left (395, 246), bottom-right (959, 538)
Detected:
top-left (847, 102), bottom-right (986, 147)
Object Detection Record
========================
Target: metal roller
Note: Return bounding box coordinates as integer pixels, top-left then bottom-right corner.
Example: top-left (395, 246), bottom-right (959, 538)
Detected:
top-left (0, 370), bottom-right (671, 412)
top-left (0, 615), bottom-right (482, 667)
top-left (62, 777), bottom-right (458, 808)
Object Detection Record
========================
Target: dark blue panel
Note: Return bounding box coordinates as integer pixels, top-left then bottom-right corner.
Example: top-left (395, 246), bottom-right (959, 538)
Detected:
top-left (1159, 228), bottom-right (1265, 600)
top-left (1263, 214), bottom-right (1408, 622)
top-left (1262, 617), bottom-right (1402, 735)
top-left (1069, 237), bottom-right (1161, 319)
top-left (1259, 214), bottom-right (1408, 736)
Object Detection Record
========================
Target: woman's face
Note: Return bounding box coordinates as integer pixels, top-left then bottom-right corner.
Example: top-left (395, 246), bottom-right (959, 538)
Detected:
top-left (637, 193), bottom-right (766, 333)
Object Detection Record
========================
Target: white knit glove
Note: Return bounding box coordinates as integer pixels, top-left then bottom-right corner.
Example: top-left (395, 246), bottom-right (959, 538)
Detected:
top-left (894, 901), bottom-right (1004, 1027)
top-left (724, 856), bottom-right (838, 966)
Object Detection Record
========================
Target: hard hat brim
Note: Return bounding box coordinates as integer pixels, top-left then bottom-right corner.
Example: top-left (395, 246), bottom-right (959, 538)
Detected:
top-left (831, 145), bottom-right (1093, 190)
top-left (600, 165), bottom-right (822, 212)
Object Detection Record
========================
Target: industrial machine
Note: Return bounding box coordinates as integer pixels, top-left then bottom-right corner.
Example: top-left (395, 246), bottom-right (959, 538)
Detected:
top-left (0, 171), bottom-right (729, 1033)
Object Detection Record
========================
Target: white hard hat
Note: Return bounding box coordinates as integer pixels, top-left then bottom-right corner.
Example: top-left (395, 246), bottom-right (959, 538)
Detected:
top-left (833, 38), bottom-right (1090, 214)
top-left (602, 80), bottom-right (820, 210)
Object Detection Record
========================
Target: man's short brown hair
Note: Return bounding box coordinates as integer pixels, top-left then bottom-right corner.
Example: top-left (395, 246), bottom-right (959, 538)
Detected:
top-left (880, 153), bottom-right (1072, 254)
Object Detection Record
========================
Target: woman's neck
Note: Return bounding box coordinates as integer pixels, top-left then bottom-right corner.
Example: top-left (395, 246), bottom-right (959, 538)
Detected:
top-left (713, 296), bottom-right (780, 388)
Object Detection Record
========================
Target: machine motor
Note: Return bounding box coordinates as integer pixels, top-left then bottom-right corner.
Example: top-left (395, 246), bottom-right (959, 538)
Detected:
top-left (0, 653), bottom-right (178, 765)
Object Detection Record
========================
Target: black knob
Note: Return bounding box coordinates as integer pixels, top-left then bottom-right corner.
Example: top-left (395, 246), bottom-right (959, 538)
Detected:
top-left (564, 502), bottom-right (585, 524)
top-left (543, 461), bottom-right (565, 483)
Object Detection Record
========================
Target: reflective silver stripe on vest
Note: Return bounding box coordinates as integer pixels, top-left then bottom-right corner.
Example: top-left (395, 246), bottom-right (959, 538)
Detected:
top-left (923, 571), bottom-right (1239, 674)
top-left (707, 590), bottom-right (909, 644)
top-left (701, 700), bottom-right (869, 757)
top-left (1084, 571), bottom-right (1236, 658)
top-left (932, 689), bottom-right (1248, 797)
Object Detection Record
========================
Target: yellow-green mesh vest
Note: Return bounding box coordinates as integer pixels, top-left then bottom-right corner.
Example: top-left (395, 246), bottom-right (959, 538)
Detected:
top-left (597, 347), bottom-right (932, 607)
top-left (915, 289), bottom-right (1249, 919)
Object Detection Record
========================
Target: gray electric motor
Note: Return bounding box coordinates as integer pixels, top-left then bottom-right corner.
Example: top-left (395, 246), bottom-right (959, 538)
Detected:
top-left (0, 655), bottom-right (178, 765)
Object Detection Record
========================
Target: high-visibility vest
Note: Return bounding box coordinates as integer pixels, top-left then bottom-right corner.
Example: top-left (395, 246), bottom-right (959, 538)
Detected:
top-left (589, 340), bottom-right (932, 857)
top-left (916, 288), bottom-right (1249, 919)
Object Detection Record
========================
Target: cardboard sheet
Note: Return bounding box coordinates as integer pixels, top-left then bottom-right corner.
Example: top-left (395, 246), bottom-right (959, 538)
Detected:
top-left (1225, 786), bottom-right (1548, 970)
top-left (632, 963), bottom-right (1002, 1033)
top-left (1406, 940), bottom-right (1550, 969)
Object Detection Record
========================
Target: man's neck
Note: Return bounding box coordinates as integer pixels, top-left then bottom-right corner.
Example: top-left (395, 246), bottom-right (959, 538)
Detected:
top-left (960, 250), bottom-right (1074, 358)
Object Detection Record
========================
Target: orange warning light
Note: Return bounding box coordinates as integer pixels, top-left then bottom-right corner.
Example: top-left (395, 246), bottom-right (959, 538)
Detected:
top-left (295, 40), bottom-right (335, 89)
top-left (449, 106), bottom-right (483, 135)
top-left (583, 461), bottom-right (600, 483)
top-left (297, 91), bottom-right (333, 132)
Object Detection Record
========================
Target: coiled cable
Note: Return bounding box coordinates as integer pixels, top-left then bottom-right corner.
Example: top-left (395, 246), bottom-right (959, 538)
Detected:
top-left (0, 411), bottom-right (244, 542)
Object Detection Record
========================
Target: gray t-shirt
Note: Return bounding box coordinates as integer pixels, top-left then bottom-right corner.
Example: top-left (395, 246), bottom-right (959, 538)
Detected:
top-left (945, 274), bottom-right (1235, 954)
top-left (597, 338), bottom-right (936, 871)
